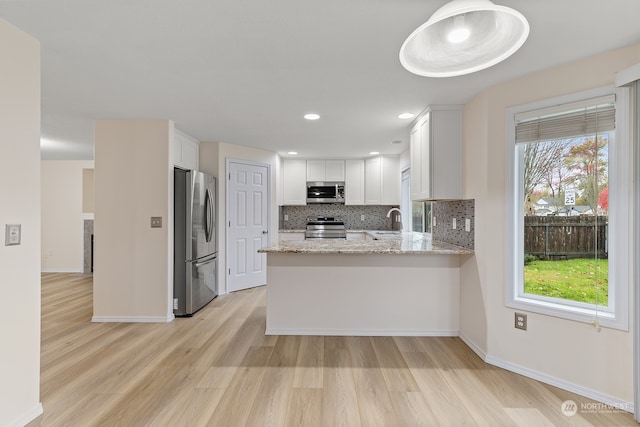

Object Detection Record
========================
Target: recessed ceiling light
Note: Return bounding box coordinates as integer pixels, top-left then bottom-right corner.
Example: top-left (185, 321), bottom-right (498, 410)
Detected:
top-left (304, 113), bottom-right (320, 120)
top-left (398, 113), bottom-right (415, 119)
top-left (287, 151), bottom-right (298, 155)
top-left (369, 151), bottom-right (380, 155)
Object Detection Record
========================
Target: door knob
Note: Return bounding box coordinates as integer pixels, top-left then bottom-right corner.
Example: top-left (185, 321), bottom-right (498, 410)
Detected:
top-left (262, 230), bottom-right (269, 234)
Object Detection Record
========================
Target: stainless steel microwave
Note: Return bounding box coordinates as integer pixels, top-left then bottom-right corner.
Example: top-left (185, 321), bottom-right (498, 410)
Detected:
top-left (306, 182), bottom-right (345, 204)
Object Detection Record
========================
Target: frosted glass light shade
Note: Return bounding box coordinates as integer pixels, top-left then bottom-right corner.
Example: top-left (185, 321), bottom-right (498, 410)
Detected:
top-left (399, 0), bottom-right (529, 77)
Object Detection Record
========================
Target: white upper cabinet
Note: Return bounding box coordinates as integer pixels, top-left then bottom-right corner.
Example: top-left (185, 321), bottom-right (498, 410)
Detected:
top-left (282, 159), bottom-right (307, 205)
top-left (173, 129), bottom-right (200, 170)
top-left (306, 160), bottom-right (345, 181)
top-left (410, 106), bottom-right (462, 200)
top-left (345, 159), bottom-right (365, 205)
top-left (365, 156), bottom-right (400, 205)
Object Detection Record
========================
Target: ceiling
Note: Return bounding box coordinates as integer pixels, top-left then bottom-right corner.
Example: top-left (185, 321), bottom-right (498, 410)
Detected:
top-left (2, 1), bottom-right (639, 160)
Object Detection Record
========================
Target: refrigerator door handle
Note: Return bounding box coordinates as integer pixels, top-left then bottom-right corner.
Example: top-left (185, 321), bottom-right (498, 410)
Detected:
top-left (205, 188), bottom-right (214, 242)
top-left (193, 254), bottom-right (217, 268)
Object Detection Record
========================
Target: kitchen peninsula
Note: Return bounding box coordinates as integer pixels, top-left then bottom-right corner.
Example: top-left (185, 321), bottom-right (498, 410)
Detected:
top-left (259, 232), bottom-right (473, 336)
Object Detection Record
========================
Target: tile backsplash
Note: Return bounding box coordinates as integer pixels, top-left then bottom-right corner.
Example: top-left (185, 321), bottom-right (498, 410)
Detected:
top-left (280, 199), bottom-right (475, 250)
top-left (280, 205), bottom-right (398, 230)
top-left (432, 199), bottom-right (474, 250)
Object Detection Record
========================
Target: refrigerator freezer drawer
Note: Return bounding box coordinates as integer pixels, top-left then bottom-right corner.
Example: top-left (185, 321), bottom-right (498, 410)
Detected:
top-left (174, 255), bottom-right (217, 316)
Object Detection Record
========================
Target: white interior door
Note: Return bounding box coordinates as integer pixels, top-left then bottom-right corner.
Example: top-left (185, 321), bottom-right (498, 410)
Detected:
top-left (227, 161), bottom-right (269, 292)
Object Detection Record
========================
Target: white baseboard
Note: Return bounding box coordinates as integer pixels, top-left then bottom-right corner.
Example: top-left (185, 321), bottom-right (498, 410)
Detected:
top-left (8, 402), bottom-right (43, 427)
top-left (458, 333), bottom-right (487, 359)
top-left (41, 269), bottom-right (83, 273)
top-left (266, 328), bottom-right (460, 337)
top-left (92, 315), bottom-right (174, 323)
top-left (459, 333), bottom-right (634, 414)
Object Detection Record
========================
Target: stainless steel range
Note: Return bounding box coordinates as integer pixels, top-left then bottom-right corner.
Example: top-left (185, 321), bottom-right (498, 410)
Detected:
top-left (305, 216), bottom-right (347, 239)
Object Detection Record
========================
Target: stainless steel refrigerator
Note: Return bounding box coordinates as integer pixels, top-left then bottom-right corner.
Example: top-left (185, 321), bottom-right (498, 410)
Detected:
top-left (173, 168), bottom-right (217, 316)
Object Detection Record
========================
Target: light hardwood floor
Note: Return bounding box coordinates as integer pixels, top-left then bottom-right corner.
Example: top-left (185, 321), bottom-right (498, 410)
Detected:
top-left (28, 273), bottom-right (636, 426)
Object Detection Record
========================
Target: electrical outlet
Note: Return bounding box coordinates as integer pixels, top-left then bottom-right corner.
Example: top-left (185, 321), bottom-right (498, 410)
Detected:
top-left (361, 215), bottom-right (365, 221)
top-left (150, 217), bottom-right (163, 228)
top-left (284, 214), bottom-right (289, 221)
top-left (173, 298), bottom-right (179, 310)
top-left (515, 312), bottom-right (527, 330)
top-left (432, 216), bottom-right (436, 227)
top-left (465, 218), bottom-right (471, 232)
top-left (5, 224), bottom-right (21, 246)
top-left (452, 218), bottom-right (457, 229)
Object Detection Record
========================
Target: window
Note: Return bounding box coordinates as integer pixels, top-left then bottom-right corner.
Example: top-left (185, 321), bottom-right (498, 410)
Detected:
top-left (506, 87), bottom-right (630, 330)
top-left (401, 167), bottom-right (432, 233)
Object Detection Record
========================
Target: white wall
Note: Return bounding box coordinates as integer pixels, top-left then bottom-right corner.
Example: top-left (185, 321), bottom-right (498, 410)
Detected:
top-left (93, 120), bottom-right (173, 322)
top-left (0, 18), bottom-right (43, 427)
top-left (460, 43), bottom-right (640, 406)
top-left (199, 141), bottom-right (279, 294)
top-left (41, 160), bottom-right (94, 272)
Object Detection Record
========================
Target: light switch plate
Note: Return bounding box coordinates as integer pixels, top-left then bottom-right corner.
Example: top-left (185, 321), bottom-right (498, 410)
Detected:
top-left (150, 217), bottom-right (163, 228)
top-left (5, 224), bottom-right (21, 246)
top-left (452, 218), bottom-right (456, 229)
top-left (465, 218), bottom-right (471, 232)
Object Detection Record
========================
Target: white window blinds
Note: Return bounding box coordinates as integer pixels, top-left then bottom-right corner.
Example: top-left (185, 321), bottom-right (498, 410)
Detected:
top-left (515, 95), bottom-right (616, 143)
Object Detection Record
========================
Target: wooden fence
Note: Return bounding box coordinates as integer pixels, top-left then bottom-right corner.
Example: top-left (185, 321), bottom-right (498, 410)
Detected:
top-left (524, 216), bottom-right (608, 260)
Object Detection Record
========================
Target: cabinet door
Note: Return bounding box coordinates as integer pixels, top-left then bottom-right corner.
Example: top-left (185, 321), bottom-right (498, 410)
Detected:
top-left (410, 124), bottom-right (422, 199)
top-left (282, 159), bottom-right (307, 205)
top-left (365, 157), bottom-right (382, 205)
top-left (174, 129), bottom-right (200, 170)
top-left (419, 117), bottom-right (431, 199)
top-left (345, 159), bottom-right (365, 205)
top-left (325, 160), bottom-right (345, 181)
top-left (306, 160), bottom-right (326, 181)
top-left (409, 116), bottom-right (432, 200)
top-left (381, 156), bottom-right (400, 205)
top-left (430, 109), bottom-right (462, 199)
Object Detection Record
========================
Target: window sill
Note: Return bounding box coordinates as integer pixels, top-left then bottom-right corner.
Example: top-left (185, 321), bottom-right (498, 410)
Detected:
top-left (507, 295), bottom-right (628, 331)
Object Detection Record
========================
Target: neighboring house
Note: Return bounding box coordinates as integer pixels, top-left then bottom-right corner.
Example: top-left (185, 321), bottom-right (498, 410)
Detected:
top-left (534, 198), bottom-right (594, 216)
top-left (556, 205), bottom-right (593, 216)
top-left (534, 197), bottom-right (561, 215)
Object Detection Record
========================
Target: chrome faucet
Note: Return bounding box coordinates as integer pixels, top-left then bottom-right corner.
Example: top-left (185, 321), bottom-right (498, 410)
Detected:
top-left (386, 208), bottom-right (403, 230)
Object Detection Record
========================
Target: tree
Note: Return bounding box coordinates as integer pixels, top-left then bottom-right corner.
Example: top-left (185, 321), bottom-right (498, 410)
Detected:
top-left (597, 187), bottom-right (609, 212)
top-left (563, 136), bottom-right (608, 213)
top-left (523, 140), bottom-right (565, 209)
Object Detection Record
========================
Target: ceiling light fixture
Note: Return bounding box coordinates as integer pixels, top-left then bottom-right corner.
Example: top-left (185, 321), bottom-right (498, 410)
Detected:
top-left (369, 151), bottom-right (380, 155)
top-left (304, 113), bottom-right (320, 120)
top-left (398, 113), bottom-right (415, 119)
top-left (399, 0), bottom-right (529, 78)
top-left (287, 151), bottom-right (298, 155)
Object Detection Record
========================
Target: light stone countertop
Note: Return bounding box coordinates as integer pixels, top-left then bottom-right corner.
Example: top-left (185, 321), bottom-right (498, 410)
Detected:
top-left (262, 231), bottom-right (473, 255)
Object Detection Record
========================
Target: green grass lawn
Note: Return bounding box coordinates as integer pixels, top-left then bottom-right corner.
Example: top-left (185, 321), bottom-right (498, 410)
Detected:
top-left (524, 258), bottom-right (608, 306)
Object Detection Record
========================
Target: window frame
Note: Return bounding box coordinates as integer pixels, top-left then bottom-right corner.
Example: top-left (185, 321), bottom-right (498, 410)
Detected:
top-left (505, 86), bottom-right (630, 331)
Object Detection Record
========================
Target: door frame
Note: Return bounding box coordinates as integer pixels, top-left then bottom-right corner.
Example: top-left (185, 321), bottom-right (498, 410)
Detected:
top-left (632, 79), bottom-right (640, 422)
top-left (224, 158), bottom-right (271, 294)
